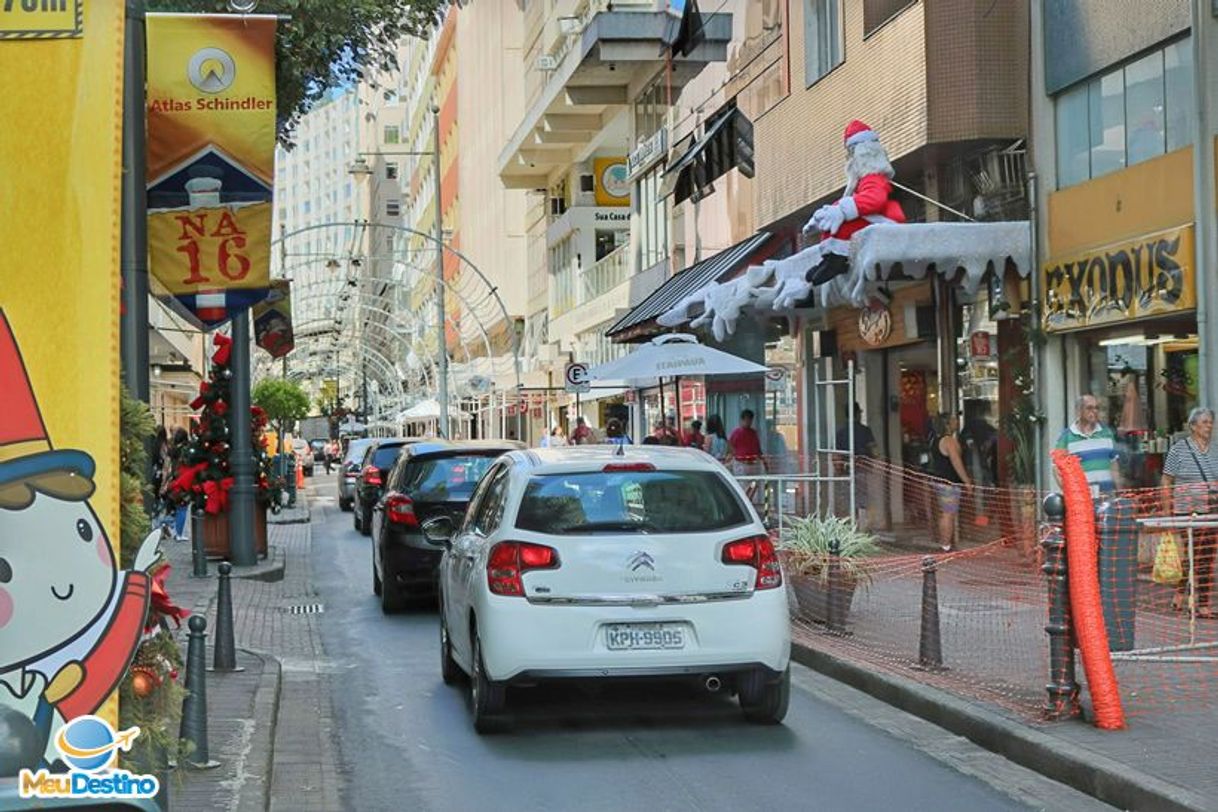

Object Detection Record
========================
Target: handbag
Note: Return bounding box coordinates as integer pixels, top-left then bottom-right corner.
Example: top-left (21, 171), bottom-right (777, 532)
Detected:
top-left (1153, 533), bottom-right (1183, 585)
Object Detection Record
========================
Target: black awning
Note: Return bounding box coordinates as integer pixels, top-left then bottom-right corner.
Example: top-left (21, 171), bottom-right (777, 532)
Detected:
top-left (606, 231), bottom-right (772, 340)
top-left (660, 106), bottom-right (754, 204)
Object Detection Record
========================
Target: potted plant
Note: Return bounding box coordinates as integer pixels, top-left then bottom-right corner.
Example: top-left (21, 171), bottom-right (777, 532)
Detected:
top-left (778, 515), bottom-right (879, 627)
top-left (998, 321), bottom-right (1045, 562)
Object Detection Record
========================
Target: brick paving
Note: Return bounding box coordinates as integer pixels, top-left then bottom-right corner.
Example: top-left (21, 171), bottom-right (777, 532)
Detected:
top-left (163, 488), bottom-right (343, 811)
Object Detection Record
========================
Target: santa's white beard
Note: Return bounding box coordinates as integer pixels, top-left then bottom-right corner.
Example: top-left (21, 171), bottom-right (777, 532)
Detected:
top-left (844, 140), bottom-right (895, 195)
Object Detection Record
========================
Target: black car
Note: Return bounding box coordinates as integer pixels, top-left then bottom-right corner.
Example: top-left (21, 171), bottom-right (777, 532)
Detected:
top-left (353, 438), bottom-right (417, 536)
top-left (370, 440), bottom-right (522, 612)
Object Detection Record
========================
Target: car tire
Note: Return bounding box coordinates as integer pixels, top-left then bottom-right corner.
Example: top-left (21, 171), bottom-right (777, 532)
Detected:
top-left (372, 550), bottom-right (382, 597)
top-left (470, 632), bottom-right (506, 734)
top-left (739, 667), bottom-right (790, 725)
top-left (380, 564), bottom-right (403, 614)
top-left (439, 608), bottom-right (460, 686)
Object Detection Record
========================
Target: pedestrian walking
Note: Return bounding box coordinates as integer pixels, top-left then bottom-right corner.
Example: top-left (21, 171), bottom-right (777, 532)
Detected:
top-left (604, 417), bottom-right (631, 446)
top-left (928, 412), bottom-right (971, 552)
top-left (571, 416), bottom-right (594, 445)
top-left (704, 414), bottom-right (731, 464)
top-left (1053, 393), bottom-right (1122, 497)
top-left (1162, 406), bottom-right (1218, 616)
top-left (684, 419), bottom-right (705, 449)
top-left (729, 410), bottom-right (766, 507)
top-left (161, 427), bottom-right (191, 542)
top-left (151, 426), bottom-right (170, 528)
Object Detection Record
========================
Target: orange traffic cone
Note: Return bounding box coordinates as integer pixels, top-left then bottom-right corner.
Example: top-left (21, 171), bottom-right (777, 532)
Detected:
top-left (295, 459), bottom-right (304, 490)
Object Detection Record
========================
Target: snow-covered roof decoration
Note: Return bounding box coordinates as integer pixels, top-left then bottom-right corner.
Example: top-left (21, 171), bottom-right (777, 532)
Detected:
top-left (656, 222), bottom-right (1031, 338)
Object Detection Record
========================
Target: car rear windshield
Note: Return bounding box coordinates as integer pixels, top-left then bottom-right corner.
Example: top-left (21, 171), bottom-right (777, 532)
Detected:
top-left (515, 470), bottom-right (748, 535)
top-left (400, 454), bottom-right (498, 501)
top-left (371, 445), bottom-right (406, 470)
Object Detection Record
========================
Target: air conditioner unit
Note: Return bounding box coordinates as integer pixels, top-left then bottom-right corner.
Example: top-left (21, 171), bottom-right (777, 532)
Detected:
top-left (536, 55), bottom-right (559, 71)
top-left (578, 173), bottom-right (595, 193)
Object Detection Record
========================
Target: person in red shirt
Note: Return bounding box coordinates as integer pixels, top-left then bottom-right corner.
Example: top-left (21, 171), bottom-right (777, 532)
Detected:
top-left (729, 409), bottom-right (766, 506)
top-left (683, 419), bottom-right (705, 449)
top-left (570, 416), bottom-right (594, 445)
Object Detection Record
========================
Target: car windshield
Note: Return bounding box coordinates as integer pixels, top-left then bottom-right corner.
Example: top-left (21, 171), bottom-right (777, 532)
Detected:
top-left (515, 470), bottom-right (748, 535)
top-left (371, 445), bottom-right (405, 471)
top-left (400, 454), bottom-right (498, 501)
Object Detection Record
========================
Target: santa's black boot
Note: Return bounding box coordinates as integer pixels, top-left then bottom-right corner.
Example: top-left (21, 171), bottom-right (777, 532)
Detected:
top-left (806, 252), bottom-right (850, 286)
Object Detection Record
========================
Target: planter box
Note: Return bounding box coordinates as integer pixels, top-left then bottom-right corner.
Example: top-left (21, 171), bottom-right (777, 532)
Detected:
top-left (202, 508), bottom-right (268, 560)
top-left (790, 572), bottom-right (858, 627)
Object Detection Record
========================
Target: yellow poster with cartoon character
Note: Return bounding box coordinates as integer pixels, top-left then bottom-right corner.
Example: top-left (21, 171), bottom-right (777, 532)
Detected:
top-left (0, 1), bottom-right (152, 771)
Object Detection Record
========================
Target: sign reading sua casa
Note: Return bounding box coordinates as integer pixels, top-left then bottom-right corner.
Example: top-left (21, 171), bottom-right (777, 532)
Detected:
top-left (1042, 224), bottom-right (1196, 332)
top-left (146, 13), bottom-right (278, 330)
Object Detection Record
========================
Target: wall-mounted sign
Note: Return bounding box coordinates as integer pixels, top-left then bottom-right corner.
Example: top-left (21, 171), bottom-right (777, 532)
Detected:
top-left (764, 368), bottom-right (787, 392)
top-left (627, 128), bottom-right (667, 182)
top-left (858, 304), bottom-right (893, 347)
top-left (593, 157), bottom-right (630, 206)
top-left (564, 362), bottom-right (590, 394)
top-left (0, 0), bottom-right (82, 39)
top-left (969, 331), bottom-right (994, 359)
top-left (1042, 224), bottom-right (1196, 332)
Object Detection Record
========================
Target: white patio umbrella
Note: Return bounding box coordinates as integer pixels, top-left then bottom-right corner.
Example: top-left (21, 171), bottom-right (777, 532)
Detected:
top-left (587, 333), bottom-right (768, 382)
top-left (397, 399), bottom-right (473, 422)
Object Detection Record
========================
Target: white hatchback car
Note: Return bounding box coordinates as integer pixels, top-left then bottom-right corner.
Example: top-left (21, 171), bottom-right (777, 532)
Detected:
top-left (428, 445), bottom-right (791, 733)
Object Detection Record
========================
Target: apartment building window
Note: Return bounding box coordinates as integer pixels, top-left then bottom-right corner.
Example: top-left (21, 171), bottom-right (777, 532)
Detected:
top-left (863, 0), bottom-right (915, 37)
top-left (804, 0), bottom-right (843, 86)
top-left (634, 74), bottom-right (669, 142)
top-left (1054, 37), bottom-right (1193, 189)
top-left (637, 167), bottom-right (668, 271)
top-left (383, 124), bottom-right (401, 144)
top-left (386, 162), bottom-right (399, 180)
top-left (386, 200), bottom-right (401, 218)
top-left (548, 235), bottom-right (578, 316)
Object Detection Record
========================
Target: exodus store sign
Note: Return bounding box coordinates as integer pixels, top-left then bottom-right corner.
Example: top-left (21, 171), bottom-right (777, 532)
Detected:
top-left (1042, 225), bottom-right (1195, 332)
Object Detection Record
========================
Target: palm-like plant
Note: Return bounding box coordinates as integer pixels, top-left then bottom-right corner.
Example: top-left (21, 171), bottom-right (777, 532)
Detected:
top-left (778, 515), bottom-right (880, 585)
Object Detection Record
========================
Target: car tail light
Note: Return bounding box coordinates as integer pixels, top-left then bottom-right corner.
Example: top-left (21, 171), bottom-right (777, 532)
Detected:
top-left (385, 494), bottom-right (417, 526)
top-left (602, 462), bottom-right (655, 472)
top-left (362, 465), bottom-right (382, 487)
top-left (487, 541), bottom-right (560, 597)
top-left (721, 535), bottom-right (782, 590)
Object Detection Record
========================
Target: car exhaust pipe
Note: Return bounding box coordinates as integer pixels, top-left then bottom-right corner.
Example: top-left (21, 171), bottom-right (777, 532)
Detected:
top-left (704, 675), bottom-right (722, 693)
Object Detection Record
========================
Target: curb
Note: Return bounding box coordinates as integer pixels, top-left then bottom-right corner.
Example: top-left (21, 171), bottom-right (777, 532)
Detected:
top-left (236, 648), bottom-right (281, 812)
top-left (230, 545), bottom-right (286, 584)
top-left (791, 642), bottom-right (1211, 812)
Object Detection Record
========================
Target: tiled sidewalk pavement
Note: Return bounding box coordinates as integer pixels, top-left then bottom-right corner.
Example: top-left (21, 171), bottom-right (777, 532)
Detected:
top-left (163, 488), bottom-right (343, 811)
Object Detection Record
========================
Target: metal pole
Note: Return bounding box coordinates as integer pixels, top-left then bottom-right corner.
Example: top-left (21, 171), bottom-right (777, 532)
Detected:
top-left (1192, 0), bottom-right (1218, 407)
top-left (179, 616), bottom-right (220, 769)
top-left (917, 556), bottom-right (944, 669)
top-left (431, 103), bottom-right (449, 438)
top-left (210, 563), bottom-right (243, 672)
top-left (1041, 492), bottom-right (1080, 719)
top-left (1028, 171), bottom-right (1045, 513)
top-left (121, 0), bottom-right (149, 403)
top-left (228, 313), bottom-right (257, 566)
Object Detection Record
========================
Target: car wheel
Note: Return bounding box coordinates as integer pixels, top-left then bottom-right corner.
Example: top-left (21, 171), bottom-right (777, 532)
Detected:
top-left (439, 608), bottom-right (460, 686)
top-left (372, 550), bottom-right (382, 597)
top-left (470, 632), bottom-right (506, 733)
top-left (739, 667), bottom-right (790, 725)
top-left (380, 564), bottom-right (403, 614)
top-left (360, 505), bottom-right (372, 537)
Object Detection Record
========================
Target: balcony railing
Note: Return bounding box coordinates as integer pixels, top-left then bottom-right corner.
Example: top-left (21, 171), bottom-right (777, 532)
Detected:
top-left (581, 244), bottom-right (630, 302)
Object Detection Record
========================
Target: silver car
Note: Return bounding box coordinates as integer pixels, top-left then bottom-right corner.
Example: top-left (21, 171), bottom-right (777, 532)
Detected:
top-left (337, 438), bottom-right (376, 511)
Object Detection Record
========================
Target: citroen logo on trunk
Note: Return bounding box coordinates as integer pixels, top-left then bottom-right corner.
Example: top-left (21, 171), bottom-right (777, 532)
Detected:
top-left (627, 551), bottom-right (655, 572)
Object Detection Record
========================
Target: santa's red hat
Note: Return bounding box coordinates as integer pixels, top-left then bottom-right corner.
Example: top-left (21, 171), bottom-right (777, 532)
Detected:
top-left (844, 119), bottom-right (879, 147)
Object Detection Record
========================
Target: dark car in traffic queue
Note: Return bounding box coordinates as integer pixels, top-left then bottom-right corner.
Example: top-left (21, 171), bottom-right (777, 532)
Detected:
top-left (370, 440), bottom-right (523, 612)
top-left (338, 437), bottom-right (377, 511)
top-left (353, 438), bottom-right (419, 535)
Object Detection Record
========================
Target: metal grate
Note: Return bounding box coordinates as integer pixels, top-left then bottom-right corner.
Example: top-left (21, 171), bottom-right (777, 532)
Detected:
top-left (281, 603), bottom-right (325, 615)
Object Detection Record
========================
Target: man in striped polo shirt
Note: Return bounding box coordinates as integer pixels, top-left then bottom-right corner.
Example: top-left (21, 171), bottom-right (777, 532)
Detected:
top-left (1054, 394), bottom-right (1122, 497)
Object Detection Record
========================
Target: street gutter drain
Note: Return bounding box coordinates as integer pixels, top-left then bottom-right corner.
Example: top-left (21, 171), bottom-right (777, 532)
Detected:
top-left (282, 603), bottom-right (325, 615)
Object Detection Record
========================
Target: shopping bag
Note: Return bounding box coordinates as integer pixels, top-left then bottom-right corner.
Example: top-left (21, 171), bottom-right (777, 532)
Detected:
top-left (1152, 533), bottom-right (1183, 585)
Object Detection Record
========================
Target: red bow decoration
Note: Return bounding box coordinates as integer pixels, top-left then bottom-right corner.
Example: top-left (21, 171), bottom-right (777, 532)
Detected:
top-left (202, 477), bottom-right (234, 515)
top-left (212, 333), bottom-right (233, 366)
top-left (190, 381), bottom-right (211, 411)
top-left (169, 462), bottom-right (208, 497)
top-left (145, 562), bottom-right (190, 634)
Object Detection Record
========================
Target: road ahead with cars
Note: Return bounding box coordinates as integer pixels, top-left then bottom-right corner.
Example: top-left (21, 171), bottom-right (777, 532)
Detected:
top-left (304, 468), bottom-right (1106, 812)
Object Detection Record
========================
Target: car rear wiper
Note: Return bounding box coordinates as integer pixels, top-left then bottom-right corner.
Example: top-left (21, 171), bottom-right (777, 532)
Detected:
top-left (559, 520), bottom-right (659, 533)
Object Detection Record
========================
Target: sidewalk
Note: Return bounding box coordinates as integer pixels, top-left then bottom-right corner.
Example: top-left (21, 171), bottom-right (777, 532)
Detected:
top-left (791, 542), bottom-right (1218, 811)
top-left (162, 488), bottom-right (342, 811)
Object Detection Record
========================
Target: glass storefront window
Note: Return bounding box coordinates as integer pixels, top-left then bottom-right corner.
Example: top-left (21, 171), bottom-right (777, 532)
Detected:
top-left (1080, 326), bottom-right (1200, 489)
top-left (1089, 71), bottom-right (1126, 178)
top-left (1124, 50), bottom-right (1165, 166)
top-left (1056, 85), bottom-right (1090, 187)
top-left (1164, 39), bottom-right (1194, 152)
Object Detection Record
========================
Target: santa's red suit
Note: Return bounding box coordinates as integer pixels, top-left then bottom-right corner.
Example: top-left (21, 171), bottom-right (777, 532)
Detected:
top-left (805, 120), bottom-right (907, 285)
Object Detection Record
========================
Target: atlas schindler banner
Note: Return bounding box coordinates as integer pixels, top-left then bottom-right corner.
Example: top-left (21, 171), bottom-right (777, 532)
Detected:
top-left (146, 13), bottom-right (277, 330)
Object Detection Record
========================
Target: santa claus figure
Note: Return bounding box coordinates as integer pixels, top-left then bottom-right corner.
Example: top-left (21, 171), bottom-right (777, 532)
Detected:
top-left (803, 120), bottom-right (907, 286)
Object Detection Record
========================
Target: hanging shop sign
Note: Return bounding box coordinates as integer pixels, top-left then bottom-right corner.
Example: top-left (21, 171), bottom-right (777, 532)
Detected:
top-left (593, 156), bottom-right (631, 206)
top-left (146, 13), bottom-right (278, 330)
top-left (0, 0), bottom-right (150, 765)
top-left (627, 128), bottom-right (667, 182)
top-left (252, 279), bottom-right (294, 358)
top-left (858, 303), bottom-right (893, 347)
top-left (1042, 225), bottom-right (1196, 332)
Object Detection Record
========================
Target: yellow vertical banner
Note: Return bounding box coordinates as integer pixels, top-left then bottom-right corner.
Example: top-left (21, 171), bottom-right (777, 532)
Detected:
top-left (146, 13), bottom-right (277, 329)
top-left (0, 0), bottom-right (148, 768)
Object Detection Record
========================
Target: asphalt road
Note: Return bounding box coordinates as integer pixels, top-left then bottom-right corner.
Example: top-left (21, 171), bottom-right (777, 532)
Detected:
top-left (306, 473), bottom-right (1108, 812)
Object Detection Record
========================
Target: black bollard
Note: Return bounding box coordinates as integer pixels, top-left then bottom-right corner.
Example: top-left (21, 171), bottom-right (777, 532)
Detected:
top-left (179, 616), bottom-right (220, 769)
top-left (211, 563), bottom-right (243, 673)
top-left (191, 510), bottom-right (208, 578)
top-left (825, 537), bottom-right (848, 635)
top-left (917, 556), bottom-right (945, 670)
top-left (1041, 493), bottom-right (1080, 720)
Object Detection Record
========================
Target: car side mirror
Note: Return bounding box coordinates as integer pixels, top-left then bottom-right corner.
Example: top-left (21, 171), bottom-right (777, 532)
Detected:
top-left (421, 516), bottom-right (454, 547)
